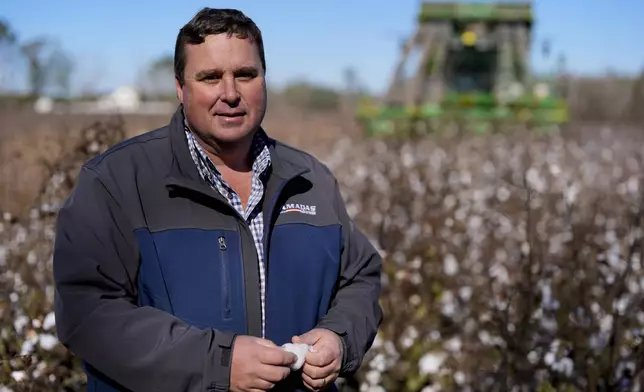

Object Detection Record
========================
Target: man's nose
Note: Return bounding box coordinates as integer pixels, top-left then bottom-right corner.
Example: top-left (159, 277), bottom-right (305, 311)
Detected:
top-left (221, 77), bottom-right (240, 105)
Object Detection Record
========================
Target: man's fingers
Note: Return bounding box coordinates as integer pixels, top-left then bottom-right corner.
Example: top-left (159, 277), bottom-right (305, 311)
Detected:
top-left (250, 378), bottom-right (275, 391)
top-left (258, 363), bottom-right (292, 383)
top-left (305, 347), bottom-right (334, 367)
top-left (302, 371), bottom-right (332, 390)
top-left (255, 338), bottom-right (278, 348)
top-left (292, 332), bottom-right (320, 346)
top-left (302, 379), bottom-right (317, 392)
top-left (258, 345), bottom-right (297, 366)
top-left (302, 361), bottom-right (338, 380)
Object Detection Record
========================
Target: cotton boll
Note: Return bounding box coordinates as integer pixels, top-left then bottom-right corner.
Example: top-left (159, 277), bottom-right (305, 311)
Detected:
top-left (282, 343), bottom-right (310, 371)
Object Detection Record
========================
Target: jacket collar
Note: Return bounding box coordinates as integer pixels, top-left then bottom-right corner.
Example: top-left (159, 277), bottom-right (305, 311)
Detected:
top-left (164, 105), bottom-right (308, 192)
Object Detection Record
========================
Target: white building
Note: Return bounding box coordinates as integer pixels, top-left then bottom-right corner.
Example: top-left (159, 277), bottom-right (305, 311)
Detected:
top-left (96, 85), bottom-right (141, 113)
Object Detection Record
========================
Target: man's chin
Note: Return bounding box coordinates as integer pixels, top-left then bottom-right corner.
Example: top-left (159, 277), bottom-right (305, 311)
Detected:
top-left (210, 126), bottom-right (256, 145)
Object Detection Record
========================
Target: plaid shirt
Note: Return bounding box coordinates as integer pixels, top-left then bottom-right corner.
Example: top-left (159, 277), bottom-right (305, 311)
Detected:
top-left (184, 120), bottom-right (271, 338)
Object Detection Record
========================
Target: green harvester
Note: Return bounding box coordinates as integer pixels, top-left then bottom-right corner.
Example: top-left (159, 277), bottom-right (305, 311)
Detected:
top-left (356, 1), bottom-right (569, 137)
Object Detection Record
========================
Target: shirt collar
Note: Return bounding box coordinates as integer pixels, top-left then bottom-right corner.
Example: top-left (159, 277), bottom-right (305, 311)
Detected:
top-left (181, 111), bottom-right (272, 183)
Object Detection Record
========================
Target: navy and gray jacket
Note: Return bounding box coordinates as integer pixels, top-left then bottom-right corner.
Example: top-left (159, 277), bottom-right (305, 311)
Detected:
top-left (52, 106), bottom-right (383, 392)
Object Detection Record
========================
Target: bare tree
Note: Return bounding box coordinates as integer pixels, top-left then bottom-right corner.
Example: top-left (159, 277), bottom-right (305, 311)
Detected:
top-left (48, 48), bottom-right (74, 99)
top-left (20, 38), bottom-right (52, 98)
top-left (0, 18), bottom-right (17, 43)
top-left (14, 35), bottom-right (75, 99)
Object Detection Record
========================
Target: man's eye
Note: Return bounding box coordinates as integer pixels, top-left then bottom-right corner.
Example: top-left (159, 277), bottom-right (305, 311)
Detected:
top-left (200, 75), bottom-right (220, 82)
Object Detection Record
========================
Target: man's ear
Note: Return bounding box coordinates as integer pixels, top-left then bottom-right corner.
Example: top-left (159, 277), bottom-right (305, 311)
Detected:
top-left (175, 78), bottom-right (184, 103)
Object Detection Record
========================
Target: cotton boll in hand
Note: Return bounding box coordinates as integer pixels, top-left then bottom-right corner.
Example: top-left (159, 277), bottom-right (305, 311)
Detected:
top-left (281, 343), bottom-right (310, 371)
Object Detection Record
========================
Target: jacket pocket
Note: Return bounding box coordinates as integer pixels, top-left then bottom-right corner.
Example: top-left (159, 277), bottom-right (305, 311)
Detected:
top-left (218, 235), bottom-right (232, 320)
top-left (137, 228), bottom-right (248, 335)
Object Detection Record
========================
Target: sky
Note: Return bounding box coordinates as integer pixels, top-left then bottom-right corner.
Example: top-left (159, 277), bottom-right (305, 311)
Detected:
top-left (1, 0), bottom-right (643, 96)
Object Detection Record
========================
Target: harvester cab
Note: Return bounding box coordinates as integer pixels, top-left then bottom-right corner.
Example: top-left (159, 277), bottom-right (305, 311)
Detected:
top-left (356, 1), bottom-right (569, 137)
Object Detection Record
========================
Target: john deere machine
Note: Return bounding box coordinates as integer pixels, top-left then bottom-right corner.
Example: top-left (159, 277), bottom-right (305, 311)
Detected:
top-left (356, 1), bottom-right (569, 137)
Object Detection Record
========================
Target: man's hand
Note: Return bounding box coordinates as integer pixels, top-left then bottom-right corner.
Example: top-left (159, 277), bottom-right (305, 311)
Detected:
top-left (230, 335), bottom-right (297, 392)
top-left (292, 328), bottom-right (343, 391)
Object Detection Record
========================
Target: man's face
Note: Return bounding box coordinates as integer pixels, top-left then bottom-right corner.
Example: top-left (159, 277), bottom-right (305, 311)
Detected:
top-left (176, 34), bottom-right (266, 146)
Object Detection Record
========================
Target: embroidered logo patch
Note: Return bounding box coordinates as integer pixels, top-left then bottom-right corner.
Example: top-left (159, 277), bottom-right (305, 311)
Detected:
top-left (280, 203), bottom-right (317, 216)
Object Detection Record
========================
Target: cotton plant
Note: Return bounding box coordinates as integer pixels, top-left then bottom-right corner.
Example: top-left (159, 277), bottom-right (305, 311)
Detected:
top-left (332, 127), bottom-right (644, 391)
top-left (0, 120), bottom-right (126, 391)
top-left (4, 122), bottom-right (644, 391)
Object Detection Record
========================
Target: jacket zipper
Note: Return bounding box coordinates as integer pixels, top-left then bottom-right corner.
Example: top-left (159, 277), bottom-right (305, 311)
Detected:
top-left (166, 168), bottom-right (310, 336)
top-left (218, 235), bottom-right (232, 320)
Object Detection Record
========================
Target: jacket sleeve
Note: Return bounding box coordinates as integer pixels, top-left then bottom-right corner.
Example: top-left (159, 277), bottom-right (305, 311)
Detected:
top-left (315, 178), bottom-right (383, 376)
top-left (53, 165), bottom-right (236, 392)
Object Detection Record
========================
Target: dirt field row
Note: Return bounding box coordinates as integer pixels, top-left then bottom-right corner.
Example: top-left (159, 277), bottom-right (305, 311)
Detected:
top-left (0, 102), bottom-right (360, 217)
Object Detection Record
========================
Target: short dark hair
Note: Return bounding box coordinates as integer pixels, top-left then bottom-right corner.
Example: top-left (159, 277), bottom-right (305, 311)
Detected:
top-left (174, 8), bottom-right (266, 86)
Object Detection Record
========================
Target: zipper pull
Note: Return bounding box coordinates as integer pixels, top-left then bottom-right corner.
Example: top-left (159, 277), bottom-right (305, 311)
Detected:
top-left (218, 236), bottom-right (227, 251)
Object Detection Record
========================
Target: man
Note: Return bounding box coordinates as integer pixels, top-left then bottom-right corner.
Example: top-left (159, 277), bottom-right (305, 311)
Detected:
top-left (52, 7), bottom-right (382, 392)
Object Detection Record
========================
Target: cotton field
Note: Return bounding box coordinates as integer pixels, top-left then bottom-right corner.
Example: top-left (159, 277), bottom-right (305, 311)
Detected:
top-left (324, 126), bottom-right (644, 392)
top-left (2, 122), bottom-right (644, 391)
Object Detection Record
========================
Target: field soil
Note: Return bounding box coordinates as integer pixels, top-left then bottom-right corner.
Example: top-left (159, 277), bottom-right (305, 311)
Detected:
top-left (0, 101), bottom-right (360, 217)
